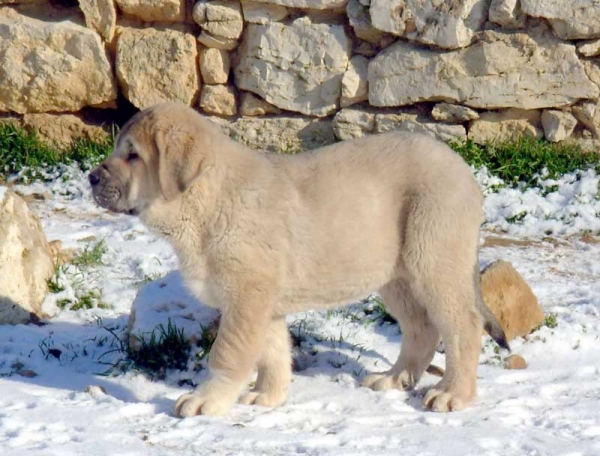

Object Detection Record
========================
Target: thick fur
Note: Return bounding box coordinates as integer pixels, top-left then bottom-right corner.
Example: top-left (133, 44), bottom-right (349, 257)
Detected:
top-left (89, 102), bottom-right (509, 417)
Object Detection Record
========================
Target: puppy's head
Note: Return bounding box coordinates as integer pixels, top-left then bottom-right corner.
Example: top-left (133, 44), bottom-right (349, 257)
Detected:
top-left (89, 103), bottom-right (213, 215)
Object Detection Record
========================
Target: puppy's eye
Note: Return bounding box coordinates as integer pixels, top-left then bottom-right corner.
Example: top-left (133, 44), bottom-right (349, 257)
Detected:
top-left (127, 151), bottom-right (139, 162)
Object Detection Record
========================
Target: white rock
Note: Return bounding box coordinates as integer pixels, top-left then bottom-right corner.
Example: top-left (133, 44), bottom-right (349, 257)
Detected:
top-left (199, 47), bottom-right (230, 84)
top-left (341, 55), bottom-right (369, 108)
top-left (234, 19), bottom-right (352, 117)
top-left (116, 27), bottom-right (200, 110)
top-left (194, 0), bottom-right (244, 49)
top-left (200, 84), bottom-right (237, 116)
top-left (0, 189), bottom-right (53, 325)
top-left (541, 110), bottom-right (578, 142)
top-left (115, 0), bottom-right (185, 22)
top-left (572, 101), bottom-right (599, 138)
top-left (431, 103), bottom-right (479, 123)
top-left (468, 108), bottom-right (543, 144)
top-left (0, 10), bottom-right (117, 113)
top-left (332, 108), bottom-right (376, 140)
top-left (239, 92), bottom-right (281, 116)
top-left (247, 0), bottom-right (346, 9)
top-left (213, 116), bottom-right (335, 152)
top-left (241, 0), bottom-right (289, 23)
top-left (375, 113), bottom-right (467, 142)
top-left (347, 0), bottom-right (394, 46)
top-left (79, 0), bottom-right (117, 42)
top-left (521, 0), bottom-right (600, 40)
top-left (577, 39), bottom-right (600, 57)
top-left (489, 0), bottom-right (526, 29)
top-left (369, 0), bottom-right (490, 49)
top-left (368, 30), bottom-right (599, 109)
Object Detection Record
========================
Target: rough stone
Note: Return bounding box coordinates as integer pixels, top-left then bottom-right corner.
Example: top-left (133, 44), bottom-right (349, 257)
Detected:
top-left (368, 30), bottom-right (599, 110)
top-left (193, 0), bottom-right (244, 49)
top-left (80, 0), bottom-right (117, 42)
top-left (572, 101), bottom-right (599, 138)
top-left (521, 0), bottom-right (600, 40)
top-left (0, 188), bottom-right (54, 325)
top-left (116, 27), bottom-right (200, 110)
top-left (341, 55), bottom-right (369, 108)
top-left (0, 10), bottom-right (117, 113)
top-left (247, 0), bottom-right (346, 9)
top-left (115, 0), bottom-right (185, 22)
top-left (481, 260), bottom-right (544, 340)
top-left (199, 47), bottom-right (230, 84)
top-left (431, 103), bottom-right (479, 123)
top-left (369, 0), bottom-right (490, 49)
top-left (577, 39), bottom-right (600, 58)
top-left (213, 116), bottom-right (335, 153)
top-left (332, 108), bottom-right (376, 140)
top-left (489, 0), bottom-right (526, 29)
top-left (504, 354), bottom-right (528, 370)
top-left (21, 113), bottom-right (111, 146)
top-left (241, 0), bottom-right (289, 23)
top-left (469, 109), bottom-right (542, 144)
top-left (235, 19), bottom-right (352, 117)
top-left (200, 84), bottom-right (237, 116)
top-left (375, 112), bottom-right (467, 142)
top-left (541, 110), bottom-right (578, 143)
top-left (239, 92), bottom-right (281, 116)
top-left (347, 0), bottom-right (394, 47)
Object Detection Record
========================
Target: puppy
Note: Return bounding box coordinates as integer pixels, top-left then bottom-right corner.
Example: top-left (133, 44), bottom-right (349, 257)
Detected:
top-left (89, 102), bottom-right (509, 417)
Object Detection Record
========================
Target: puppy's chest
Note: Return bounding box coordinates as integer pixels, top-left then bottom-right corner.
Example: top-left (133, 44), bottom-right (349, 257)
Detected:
top-left (178, 253), bottom-right (222, 310)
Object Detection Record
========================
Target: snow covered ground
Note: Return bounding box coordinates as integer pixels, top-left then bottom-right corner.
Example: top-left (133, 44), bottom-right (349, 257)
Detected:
top-left (1, 164), bottom-right (599, 456)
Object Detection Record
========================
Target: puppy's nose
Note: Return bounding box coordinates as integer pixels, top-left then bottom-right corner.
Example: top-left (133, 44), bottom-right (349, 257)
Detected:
top-left (88, 169), bottom-right (102, 186)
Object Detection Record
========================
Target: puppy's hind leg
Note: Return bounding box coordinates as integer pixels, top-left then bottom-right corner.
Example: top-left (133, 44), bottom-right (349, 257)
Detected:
top-left (361, 279), bottom-right (440, 392)
top-left (239, 316), bottom-right (292, 408)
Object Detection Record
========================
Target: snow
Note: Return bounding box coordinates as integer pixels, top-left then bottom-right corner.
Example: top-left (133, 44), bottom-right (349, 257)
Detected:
top-left (0, 185), bottom-right (6, 202)
top-left (1, 163), bottom-right (600, 455)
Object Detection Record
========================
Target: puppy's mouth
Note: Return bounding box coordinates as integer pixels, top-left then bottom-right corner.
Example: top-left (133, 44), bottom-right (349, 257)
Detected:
top-left (92, 186), bottom-right (138, 216)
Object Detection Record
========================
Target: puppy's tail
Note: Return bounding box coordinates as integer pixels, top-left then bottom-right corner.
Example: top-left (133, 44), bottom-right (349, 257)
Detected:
top-left (474, 264), bottom-right (511, 352)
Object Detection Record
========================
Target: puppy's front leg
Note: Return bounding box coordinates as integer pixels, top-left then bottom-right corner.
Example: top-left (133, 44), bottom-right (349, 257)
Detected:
top-left (174, 281), bottom-right (273, 417)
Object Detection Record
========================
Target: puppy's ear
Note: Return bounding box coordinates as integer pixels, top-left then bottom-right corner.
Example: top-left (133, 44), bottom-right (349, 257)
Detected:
top-left (155, 127), bottom-right (205, 201)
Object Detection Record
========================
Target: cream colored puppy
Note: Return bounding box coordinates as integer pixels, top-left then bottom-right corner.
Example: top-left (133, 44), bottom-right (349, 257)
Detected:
top-left (89, 102), bottom-right (509, 417)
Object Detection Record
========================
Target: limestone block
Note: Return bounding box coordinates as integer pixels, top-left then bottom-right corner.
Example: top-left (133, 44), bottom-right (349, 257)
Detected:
top-left (80, 0), bottom-right (117, 42)
top-left (239, 92), bottom-right (281, 116)
top-left (370, 0), bottom-right (490, 49)
top-left (541, 110), bottom-right (578, 142)
top-left (199, 47), bottom-right (230, 84)
top-left (341, 55), bottom-right (369, 108)
top-left (468, 109), bottom-right (542, 144)
top-left (116, 27), bottom-right (200, 109)
top-left (0, 189), bottom-right (53, 325)
top-left (368, 30), bottom-right (599, 109)
top-left (0, 10), bottom-right (117, 113)
top-left (234, 19), bottom-right (352, 117)
top-left (521, 0), bottom-right (600, 40)
top-left (431, 103), bottom-right (479, 123)
top-left (115, 0), bottom-right (186, 22)
top-left (200, 84), bottom-right (237, 116)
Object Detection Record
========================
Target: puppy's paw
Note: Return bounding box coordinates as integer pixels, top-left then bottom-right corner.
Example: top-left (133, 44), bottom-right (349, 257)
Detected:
top-left (174, 391), bottom-right (233, 417)
top-left (423, 388), bottom-right (471, 412)
top-left (361, 370), bottom-right (417, 391)
top-left (239, 389), bottom-right (287, 408)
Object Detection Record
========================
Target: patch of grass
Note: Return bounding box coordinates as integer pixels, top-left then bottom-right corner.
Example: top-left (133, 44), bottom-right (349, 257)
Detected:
top-left (450, 137), bottom-right (600, 187)
top-left (46, 266), bottom-right (66, 294)
top-left (362, 296), bottom-right (397, 325)
top-left (0, 122), bottom-right (114, 181)
top-left (543, 312), bottom-right (559, 329)
top-left (57, 288), bottom-right (106, 311)
top-left (73, 239), bottom-right (108, 268)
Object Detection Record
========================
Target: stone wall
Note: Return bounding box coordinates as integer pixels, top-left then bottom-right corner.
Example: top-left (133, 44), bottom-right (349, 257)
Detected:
top-left (1, 0), bottom-right (600, 152)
